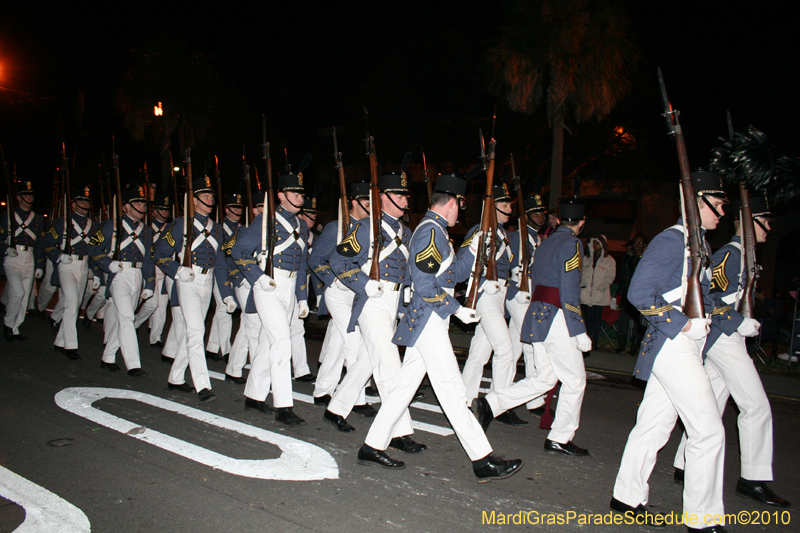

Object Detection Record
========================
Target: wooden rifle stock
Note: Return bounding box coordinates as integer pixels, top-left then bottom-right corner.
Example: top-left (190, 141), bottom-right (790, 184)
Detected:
top-left (183, 148), bottom-right (195, 268)
top-left (367, 140), bottom-right (381, 281)
top-left (262, 115), bottom-right (275, 276)
top-left (112, 137), bottom-right (123, 261)
top-left (738, 182), bottom-right (757, 318)
top-left (61, 143), bottom-right (73, 255)
top-left (465, 133), bottom-right (498, 310)
top-left (421, 147), bottom-right (432, 206)
top-left (243, 147), bottom-right (252, 227)
top-left (214, 156), bottom-right (223, 224)
top-left (511, 154), bottom-right (530, 293)
top-left (333, 126), bottom-right (350, 238)
top-left (144, 161), bottom-right (152, 226)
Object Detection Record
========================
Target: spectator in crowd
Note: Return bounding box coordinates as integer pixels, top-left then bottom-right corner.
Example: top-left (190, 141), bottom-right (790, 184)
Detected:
top-left (615, 234), bottom-right (648, 355)
top-left (580, 234), bottom-right (616, 356)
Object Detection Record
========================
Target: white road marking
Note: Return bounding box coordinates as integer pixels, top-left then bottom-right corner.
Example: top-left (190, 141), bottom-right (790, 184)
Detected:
top-left (54, 387), bottom-right (338, 481)
top-left (0, 464), bottom-right (91, 533)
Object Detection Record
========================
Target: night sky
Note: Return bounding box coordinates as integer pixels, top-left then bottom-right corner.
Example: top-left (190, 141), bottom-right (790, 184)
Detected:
top-left (1, 1), bottom-right (796, 208)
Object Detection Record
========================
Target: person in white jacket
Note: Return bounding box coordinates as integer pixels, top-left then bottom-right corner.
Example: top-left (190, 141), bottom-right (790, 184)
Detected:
top-left (580, 235), bottom-right (616, 354)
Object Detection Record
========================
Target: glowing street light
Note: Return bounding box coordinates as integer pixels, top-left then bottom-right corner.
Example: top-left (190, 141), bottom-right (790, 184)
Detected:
top-left (154, 102), bottom-right (163, 116)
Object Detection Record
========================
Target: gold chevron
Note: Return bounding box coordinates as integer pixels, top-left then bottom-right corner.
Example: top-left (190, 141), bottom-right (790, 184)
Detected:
top-left (415, 229), bottom-right (442, 265)
top-left (711, 305), bottom-right (732, 315)
top-left (337, 224), bottom-right (362, 254)
top-left (48, 226), bottom-right (58, 239)
top-left (711, 252), bottom-right (731, 292)
top-left (460, 229), bottom-right (476, 248)
top-left (640, 304), bottom-right (674, 316)
top-left (564, 303), bottom-right (582, 315)
top-left (88, 229), bottom-right (105, 245)
top-left (165, 227), bottom-right (176, 247)
top-left (422, 292), bottom-right (447, 303)
top-left (338, 268), bottom-right (361, 279)
top-left (565, 242), bottom-right (581, 272)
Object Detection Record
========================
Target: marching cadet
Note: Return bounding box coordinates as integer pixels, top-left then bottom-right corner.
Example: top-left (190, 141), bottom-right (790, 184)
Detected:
top-left (310, 182), bottom-right (372, 412)
top-left (89, 184), bottom-right (154, 377)
top-left (610, 171), bottom-right (726, 530)
top-left (673, 195), bottom-right (789, 507)
top-left (40, 186), bottom-right (101, 360)
top-left (458, 183), bottom-right (524, 426)
top-left (324, 170), bottom-right (424, 453)
top-left (358, 173), bottom-right (523, 481)
top-left (206, 192), bottom-right (243, 362)
top-left (473, 198), bottom-right (592, 456)
top-left (232, 166), bottom-right (309, 426)
top-left (1, 180), bottom-right (45, 341)
top-left (134, 196), bottom-right (172, 348)
top-left (288, 196), bottom-right (319, 383)
top-left (154, 176), bottom-right (232, 404)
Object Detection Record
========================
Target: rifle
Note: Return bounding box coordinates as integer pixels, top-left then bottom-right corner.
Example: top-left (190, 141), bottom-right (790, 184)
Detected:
top-left (183, 148), bottom-right (195, 268)
top-left (98, 163), bottom-right (107, 222)
top-left (465, 125), bottom-right (498, 310)
top-left (364, 108), bottom-right (381, 281)
top-left (658, 68), bottom-right (706, 319)
top-left (510, 153), bottom-right (530, 293)
top-left (243, 144), bottom-right (252, 227)
top-left (60, 142), bottom-right (73, 255)
top-left (170, 152), bottom-right (179, 221)
top-left (421, 146), bottom-right (432, 206)
top-left (214, 155), bottom-right (223, 224)
top-left (1, 145), bottom-right (15, 247)
top-left (261, 114), bottom-right (275, 275)
top-left (112, 136), bottom-right (124, 261)
top-left (144, 160), bottom-right (152, 226)
top-left (333, 126), bottom-right (350, 240)
top-left (51, 167), bottom-right (61, 221)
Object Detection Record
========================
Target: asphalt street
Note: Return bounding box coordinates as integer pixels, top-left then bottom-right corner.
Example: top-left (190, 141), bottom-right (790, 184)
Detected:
top-left (1, 309), bottom-right (798, 532)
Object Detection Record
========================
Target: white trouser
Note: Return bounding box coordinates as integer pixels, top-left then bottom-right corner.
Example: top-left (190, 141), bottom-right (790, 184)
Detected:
top-left (135, 266), bottom-right (168, 344)
top-left (206, 282), bottom-right (233, 356)
top-left (37, 260), bottom-right (58, 314)
top-left (161, 277), bottom-right (177, 358)
top-left (243, 273), bottom-right (297, 408)
top-left (506, 295), bottom-right (547, 409)
top-left (55, 258), bottom-right (89, 350)
top-left (613, 333), bottom-right (725, 527)
top-left (3, 249), bottom-right (35, 333)
top-left (226, 281), bottom-right (260, 378)
top-left (102, 268), bottom-right (143, 370)
top-left (461, 287), bottom-right (515, 404)
top-left (365, 312), bottom-right (494, 460)
top-left (313, 284), bottom-right (364, 403)
top-left (328, 288), bottom-right (412, 435)
top-left (84, 284), bottom-right (107, 320)
top-left (290, 300), bottom-right (311, 377)
top-left (485, 308), bottom-right (585, 444)
top-left (673, 331), bottom-right (773, 481)
top-left (81, 275), bottom-right (95, 309)
top-left (168, 267), bottom-right (214, 391)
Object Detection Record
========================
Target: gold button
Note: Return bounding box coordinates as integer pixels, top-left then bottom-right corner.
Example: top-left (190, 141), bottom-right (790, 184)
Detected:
top-left (667, 318), bottom-right (671, 323)
top-left (658, 312), bottom-right (663, 316)
top-left (651, 305), bottom-right (655, 309)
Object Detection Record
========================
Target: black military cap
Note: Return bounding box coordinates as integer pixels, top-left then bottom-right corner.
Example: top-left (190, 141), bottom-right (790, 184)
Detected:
top-left (349, 181), bottom-right (370, 199)
top-left (278, 172), bottom-right (305, 193)
top-left (122, 184), bottom-right (147, 204)
top-left (379, 172), bottom-right (410, 195)
top-left (17, 180), bottom-right (35, 196)
top-left (434, 172), bottom-right (468, 200)
top-left (224, 193), bottom-right (243, 208)
top-left (692, 170), bottom-right (729, 203)
top-left (492, 183), bottom-right (511, 202)
top-left (193, 176), bottom-right (215, 195)
top-left (153, 196), bottom-right (171, 209)
top-left (559, 197), bottom-right (586, 222)
top-left (732, 194), bottom-right (773, 220)
top-left (302, 196), bottom-right (318, 214)
top-left (524, 194), bottom-right (546, 213)
top-left (72, 185), bottom-right (92, 202)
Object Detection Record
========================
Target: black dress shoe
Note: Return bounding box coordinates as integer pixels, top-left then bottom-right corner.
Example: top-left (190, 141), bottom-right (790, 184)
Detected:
top-left (473, 455), bottom-right (524, 483)
top-left (100, 361), bottom-right (121, 372)
top-left (365, 386), bottom-right (379, 396)
top-left (128, 368), bottom-right (148, 378)
top-left (544, 439), bottom-right (589, 456)
top-left (472, 397), bottom-right (494, 432)
top-left (4, 326), bottom-right (14, 342)
top-left (495, 409), bottom-right (529, 427)
top-left (674, 467), bottom-right (685, 485)
top-left (314, 394), bottom-right (332, 407)
top-left (275, 407), bottom-right (306, 426)
top-left (294, 373), bottom-right (316, 383)
top-left (161, 355), bottom-right (174, 364)
top-left (49, 318), bottom-right (60, 332)
top-left (205, 350), bottom-right (223, 362)
top-left (352, 404), bottom-right (378, 417)
top-left (244, 397), bottom-right (275, 414)
top-left (65, 349), bottom-right (81, 360)
top-left (36, 309), bottom-right (47, 320)
top-left (225, 373), bottom-right (246, 384)
top-left (151, 341), bottom-right (164, 348)
top-left (13, 334), bottom-right (27, 341)
top-left (82, 315), bottom-right (92, 330)
top-left (412, 389), bottom-right (426, 403)
top-left (168, 382), bottom-right (195, 393)
top-left (54, 345), bottom-right (64, 354)
top-left (735, 477), bottom-right (791, 507)
top-left (389, 436), bottom-right (427, 454)
top-left (198, 388), bottom-right (217, 404)
top-left (357, 446), bottom-right (405, 469)
top-left (323, 410), bottom-right (355, 432)
top-left (609, 497), bottom-right (667, 528)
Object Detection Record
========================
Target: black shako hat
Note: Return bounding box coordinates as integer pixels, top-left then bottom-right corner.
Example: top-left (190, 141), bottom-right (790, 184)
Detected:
top-left (224, 193), bottom-right (243, 208)
top-left (559, 197), bottom-right (586, 222)
top-left (122, 184), bottom-right (147, 204)
top-left (302, 196), bottom-right (318, 213)
top-left (278, 154), bottom-right (311, 193)
top-left (492, 183), bottom-right (511, 202)
top-left (434, 172), bottom-right (468, 200)
top-left (524, 194), bottom-right (546, 213)
top-left (350, 181), bottom-right (370, 199)
top-left (732, 194), bottom-right (773, 220)
top-left (153, 195), bottom-right (171, 209)
top-left (17, 180), bottom-right (35, 196)
top-left (72, 185), bottom-right (92, 202)
top-left (192, 176), bottom-right (215, 195)
top-left (378, 172), bottom-right (410, 195)
top-left (691, 169), bottom-right (729, 203)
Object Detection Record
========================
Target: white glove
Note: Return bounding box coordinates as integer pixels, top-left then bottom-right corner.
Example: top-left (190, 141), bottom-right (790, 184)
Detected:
top-left (365, 279), bottom-right (384, 298)
top-left (6, 248), bottom-right (18, 258)
top-left (682, 317), bottom-right (712, 340)
top-left (95, 285), bottom-right (106, 298)
top-left (480, 280), bottom-right (501, 295)
top-left (515, 290), bottom-right (531, 305)
top-left (298, 300), bottom-right (309, 318)
top-left (575, 332), bottom-right (592, 352)
top-left (256, 274), bottom-right (276, 291)
top-left (140, 289), bottom-right (154, 300)
top-left (109, 261), bottom-right (123, 274)
top-left (737, 317), bottom-right (761, 337)
top-left (176, 266), bottom-right (195, 283)
top-left (92, 277), bottom-right (101, 290)
top-left (468, 230), bottom-right (483, 255)
top-left (223, 295), bottom-right (237, 313)
top-left (35, 268), bottom-right (44, 280)
top-left (59, 254), bottom-right (73, 265)
top-left (454, 306), bottom-right (481, 324)
top-left (509, 267), bottom-right (521, 283)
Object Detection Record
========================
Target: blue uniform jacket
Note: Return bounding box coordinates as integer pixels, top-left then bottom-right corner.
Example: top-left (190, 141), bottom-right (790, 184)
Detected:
top-left (520, 225), bottom-right (586, 343)
top-left (40, 213), bottom-right (101, 287)
top-left (1, 207), bottom-right (46, 276)
top-left (628, 220), bottom-right (713, 381)
top-left (457, 223), bottom-right (513, 301)
top-left (330, 211), bottom-right (409, 333)
top-left (505, 225), bottom-right (539, 302)
top-left (88, 215), bottom-right (155, 292)
top-left (705, 235), bottom-right (747, 351)
top-left (309, 216), bottom-right (360, 316)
